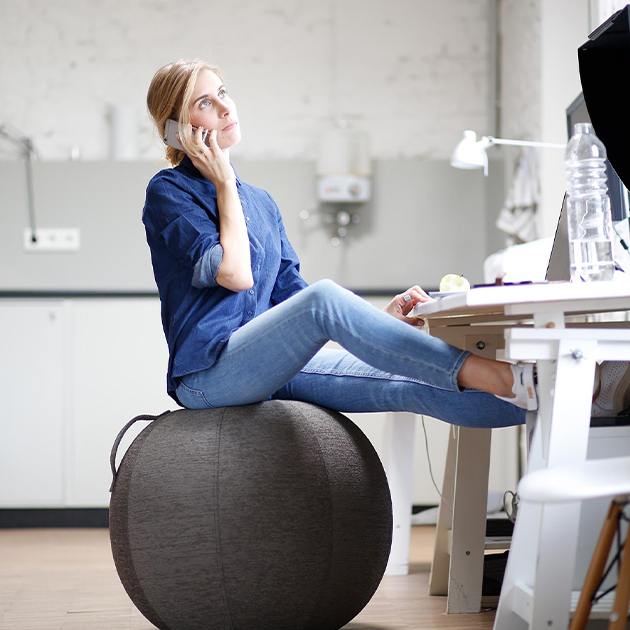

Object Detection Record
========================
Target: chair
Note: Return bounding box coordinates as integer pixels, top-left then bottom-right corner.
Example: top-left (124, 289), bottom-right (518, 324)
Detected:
top-left (518, 456), bottom-right (630, 630)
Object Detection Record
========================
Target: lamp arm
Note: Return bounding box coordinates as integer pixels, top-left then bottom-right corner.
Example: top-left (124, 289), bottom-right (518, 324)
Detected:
top-left (0, 125), bottom-right (38, 242)
top-left (483, 136), bottom-right (565, 149)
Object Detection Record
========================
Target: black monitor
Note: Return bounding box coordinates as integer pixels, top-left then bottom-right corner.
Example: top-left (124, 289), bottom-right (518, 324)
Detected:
top-left (578, 5), bottom-right (630, 222)
top-left (566, 93), bottom-right (629, 222)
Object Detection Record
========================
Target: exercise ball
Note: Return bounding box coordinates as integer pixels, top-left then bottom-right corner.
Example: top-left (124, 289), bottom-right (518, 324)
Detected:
top-left (109, 401), bottom-right (392, 630)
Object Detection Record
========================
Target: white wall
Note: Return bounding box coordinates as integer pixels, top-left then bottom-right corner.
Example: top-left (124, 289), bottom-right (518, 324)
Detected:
top-left (538, 0), bottom-right (589, 238)
top-left (498, 0), bottom-right (625, 240)
top-left (1, 0), bottom-right (513, 290)
top-left (0, 0), bottom-right (492, 164)
top-left (499, 0), bottom-right (542, 142)
top-left (4, 1), bottom-right (619, 246)
top-left (0, 158), bottom-right (499, 291)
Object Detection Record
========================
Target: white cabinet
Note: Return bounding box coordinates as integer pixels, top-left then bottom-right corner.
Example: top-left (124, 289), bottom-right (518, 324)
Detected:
top-left (0, 301), bottom-right (66, 506)
top-left (70, 299), bottom-right (174, 506)
top-left (0, 297), bottom-right (174, 508)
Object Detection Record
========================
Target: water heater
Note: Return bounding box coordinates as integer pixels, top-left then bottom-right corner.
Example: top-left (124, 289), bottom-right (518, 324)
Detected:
top-left (317, 124), bottom-right (371, 203)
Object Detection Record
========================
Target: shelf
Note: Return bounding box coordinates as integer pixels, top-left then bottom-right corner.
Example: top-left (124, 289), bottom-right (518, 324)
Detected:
top-left (445, 530), bottom-right (511, 551)
top-left (485, 536), bottom-right (511, 551)
top-left (512, 583), bottom-right (630, 624)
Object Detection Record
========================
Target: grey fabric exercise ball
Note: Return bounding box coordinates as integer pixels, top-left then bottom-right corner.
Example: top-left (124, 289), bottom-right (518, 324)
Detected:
top-left (109, 400), bottom-right (392, 630)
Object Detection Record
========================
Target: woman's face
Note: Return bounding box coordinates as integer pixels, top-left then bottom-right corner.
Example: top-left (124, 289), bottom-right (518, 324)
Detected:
top-left (188, 69), bottom-right (241, 150)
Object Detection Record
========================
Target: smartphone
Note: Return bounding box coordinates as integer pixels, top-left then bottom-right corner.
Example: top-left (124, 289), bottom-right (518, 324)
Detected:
top-left (163, 119), bottom-right (210, 149)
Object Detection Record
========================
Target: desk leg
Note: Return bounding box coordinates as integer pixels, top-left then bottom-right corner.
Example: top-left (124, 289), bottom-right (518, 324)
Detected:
top-left (428, 424), bottom-right (493, 612)
top-left (494, 339), bottom-right (597, 630)
top-left (447, 426), bottom-right (492, 613)
top-left (429, 425), bottom-right (457, 596)
top-left (383, 411), bottom-right (416, 576)
top-left (428, 331), bottom-right (497, 611)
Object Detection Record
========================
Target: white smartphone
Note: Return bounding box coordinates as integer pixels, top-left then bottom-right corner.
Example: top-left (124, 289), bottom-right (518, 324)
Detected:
top-left (163, 119), bottom-right (210, 149)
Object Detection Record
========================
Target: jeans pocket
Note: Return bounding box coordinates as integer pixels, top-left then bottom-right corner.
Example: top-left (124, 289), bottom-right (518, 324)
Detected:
top-left (175, 381), bottom-right (214, 409)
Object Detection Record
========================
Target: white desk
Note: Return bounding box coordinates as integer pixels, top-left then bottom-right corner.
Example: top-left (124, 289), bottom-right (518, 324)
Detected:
top-left (412, 281), bottom-right (630, 628)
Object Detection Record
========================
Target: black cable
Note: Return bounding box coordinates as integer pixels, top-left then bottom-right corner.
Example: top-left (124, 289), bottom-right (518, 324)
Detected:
top-left (613, 222), bottom-right (629, 255)
top-left (24, 142), bottom-right (37, 242)
top-left (0, 125), bottom-right (38, 243)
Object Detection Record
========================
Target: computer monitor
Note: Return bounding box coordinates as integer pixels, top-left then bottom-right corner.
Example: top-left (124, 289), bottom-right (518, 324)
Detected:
top-left (566, 92), bottom-right (629, 222)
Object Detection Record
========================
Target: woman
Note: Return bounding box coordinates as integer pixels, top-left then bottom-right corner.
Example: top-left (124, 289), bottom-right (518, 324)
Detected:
top-left (142, 59), bottom-right (630, 427)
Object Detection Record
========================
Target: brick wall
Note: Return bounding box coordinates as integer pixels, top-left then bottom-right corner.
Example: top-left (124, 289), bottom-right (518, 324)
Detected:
top-left (0, 0), bottom-right (492, 163)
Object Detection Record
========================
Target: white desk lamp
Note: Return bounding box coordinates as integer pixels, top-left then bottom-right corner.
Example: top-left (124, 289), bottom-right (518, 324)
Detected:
top-left (451, 129), bottom-right (565, 176)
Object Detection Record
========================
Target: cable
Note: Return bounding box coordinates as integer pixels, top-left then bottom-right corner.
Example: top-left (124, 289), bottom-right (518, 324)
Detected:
top-left (614, 222), bottom-right (630, 258)
top-left (24, 142), bottom-right (37, 242)
top-left (0, 124), bottom-right (38, 242)
top-left (421, 416), bottom-right (453, 513)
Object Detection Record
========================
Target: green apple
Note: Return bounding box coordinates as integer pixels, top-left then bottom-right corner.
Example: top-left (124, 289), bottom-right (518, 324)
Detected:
top-left (439, 274), bottom-right (471, 292)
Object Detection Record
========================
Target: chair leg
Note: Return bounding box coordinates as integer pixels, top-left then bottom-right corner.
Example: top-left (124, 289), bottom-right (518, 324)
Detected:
top-left (609, 510), bottom-right (630, 630)
top-left (570, 500), bottom-right (622, 630)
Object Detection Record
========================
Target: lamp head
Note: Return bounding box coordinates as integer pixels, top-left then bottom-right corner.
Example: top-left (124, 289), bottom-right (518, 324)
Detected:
top-left (450, 130), bottom-right (491, 176)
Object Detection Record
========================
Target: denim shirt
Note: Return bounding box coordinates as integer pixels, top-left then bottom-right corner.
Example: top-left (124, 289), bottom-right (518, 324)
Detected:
top-left (143, 156), bottom-right (308, 400)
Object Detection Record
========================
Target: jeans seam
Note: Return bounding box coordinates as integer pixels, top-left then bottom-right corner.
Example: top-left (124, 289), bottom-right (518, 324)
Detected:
top-left (178, 381), bottom-right (214, 408)
top-left (298, 367), bottom-right (455, 391)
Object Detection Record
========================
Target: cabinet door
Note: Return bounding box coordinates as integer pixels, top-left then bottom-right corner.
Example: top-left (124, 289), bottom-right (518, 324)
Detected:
top-left (0, 302), bottom-right (66, 506)
top-left (69, 299), bottom-right (175, 507)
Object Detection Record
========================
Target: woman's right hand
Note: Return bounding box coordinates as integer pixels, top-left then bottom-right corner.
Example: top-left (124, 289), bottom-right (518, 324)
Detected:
top-left (180, 126), bottom-right (235, 188)
top-left (179, 124), bottom-right (253, 292)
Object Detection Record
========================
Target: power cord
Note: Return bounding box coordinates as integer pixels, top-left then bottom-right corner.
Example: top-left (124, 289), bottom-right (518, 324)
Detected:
top-left (614, 222), bottom-right (630, 258)
top-left (421, 416), bottom-right (453, 513)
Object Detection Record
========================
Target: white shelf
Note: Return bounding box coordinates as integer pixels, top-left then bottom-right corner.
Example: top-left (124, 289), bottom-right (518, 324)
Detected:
top-left (446, 530), bottom-right (512, 551)
top-left (513, 583), bottom-right (630, 624)
top-left (485, 536), bottom-right (512, 551)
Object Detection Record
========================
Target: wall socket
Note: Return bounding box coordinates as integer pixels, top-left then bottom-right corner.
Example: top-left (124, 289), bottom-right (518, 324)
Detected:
top-left (23, 228), bottom-right (81, 252)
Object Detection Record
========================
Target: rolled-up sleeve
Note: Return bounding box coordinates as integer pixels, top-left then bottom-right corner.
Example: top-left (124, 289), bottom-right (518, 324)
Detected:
top-left (192, 244), bottom-right (224, 288)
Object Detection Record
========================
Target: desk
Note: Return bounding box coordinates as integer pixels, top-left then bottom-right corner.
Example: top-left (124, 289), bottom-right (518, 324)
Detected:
top-left (412, 281), bottom-right (630, 628)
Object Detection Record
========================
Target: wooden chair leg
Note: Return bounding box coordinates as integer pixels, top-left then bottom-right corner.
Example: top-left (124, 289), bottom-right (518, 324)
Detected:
top-left (570, 500), bottom-right (622, 630)
top-left (609, 511), bottom-right (630, 630)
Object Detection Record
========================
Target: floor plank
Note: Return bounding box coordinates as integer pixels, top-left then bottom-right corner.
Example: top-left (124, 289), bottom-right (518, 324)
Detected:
top-left (0, 526), bottom-right (495, 629)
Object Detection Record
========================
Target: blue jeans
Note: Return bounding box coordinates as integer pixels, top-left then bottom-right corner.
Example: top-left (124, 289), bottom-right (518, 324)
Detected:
top-left (176, 279), bottom-right (525, 428)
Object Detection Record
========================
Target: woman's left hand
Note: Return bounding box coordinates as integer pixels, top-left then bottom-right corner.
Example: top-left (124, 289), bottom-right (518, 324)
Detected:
top-left (382, 285), bottom-right (433, 327)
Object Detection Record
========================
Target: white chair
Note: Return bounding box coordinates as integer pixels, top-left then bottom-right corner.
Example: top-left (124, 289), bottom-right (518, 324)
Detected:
top-left (518, 456), bottom-right (630, 630)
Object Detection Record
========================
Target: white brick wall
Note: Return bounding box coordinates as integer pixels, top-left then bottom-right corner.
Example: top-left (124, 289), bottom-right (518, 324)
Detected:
top-left (499, 0), bottom-right (542, 142)
top-left (0, 0), bottom-right (491, 162)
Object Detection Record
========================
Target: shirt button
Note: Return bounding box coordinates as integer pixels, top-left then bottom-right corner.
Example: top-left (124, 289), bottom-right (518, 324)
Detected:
top-left (249, 289), bottom-right (254, 295)
top-left (246, 216), bottom-right (250, 222)
top-left (257, 265), bottom-right (261, 271)
top-left (248, 311), bottom-right (253, 316)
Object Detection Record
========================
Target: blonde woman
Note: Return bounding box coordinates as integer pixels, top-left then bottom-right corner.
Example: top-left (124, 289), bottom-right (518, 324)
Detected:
top-left (143, 59), bottom-right (630, 424)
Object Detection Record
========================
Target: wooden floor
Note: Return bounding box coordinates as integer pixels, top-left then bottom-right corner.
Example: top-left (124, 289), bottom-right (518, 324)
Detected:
top-left (0, 525), bottom-right (496, 629)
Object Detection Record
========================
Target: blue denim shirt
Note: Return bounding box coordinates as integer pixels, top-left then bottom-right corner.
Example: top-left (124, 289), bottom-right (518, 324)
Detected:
top-left (143, 156), bottom-right (308, 400)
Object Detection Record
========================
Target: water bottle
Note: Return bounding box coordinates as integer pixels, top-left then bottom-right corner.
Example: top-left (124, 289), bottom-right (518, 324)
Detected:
top-left (565, 122), bottom-right (615, 282)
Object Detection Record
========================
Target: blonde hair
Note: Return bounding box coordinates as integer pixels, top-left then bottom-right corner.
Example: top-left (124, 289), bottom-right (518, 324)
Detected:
top-left (147, 59), bottom-right (224, 166)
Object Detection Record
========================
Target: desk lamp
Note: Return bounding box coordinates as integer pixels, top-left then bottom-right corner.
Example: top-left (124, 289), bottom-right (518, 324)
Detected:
top-left (451, 130), bottom-right (565, 176)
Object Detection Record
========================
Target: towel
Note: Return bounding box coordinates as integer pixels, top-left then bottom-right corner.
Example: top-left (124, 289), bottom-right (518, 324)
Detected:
top-left (496, 146), bottom-right (539, 245)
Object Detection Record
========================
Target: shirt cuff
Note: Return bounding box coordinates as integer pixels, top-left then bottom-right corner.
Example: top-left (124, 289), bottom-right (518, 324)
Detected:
top-left (192, 244), bottom-right (224, 288)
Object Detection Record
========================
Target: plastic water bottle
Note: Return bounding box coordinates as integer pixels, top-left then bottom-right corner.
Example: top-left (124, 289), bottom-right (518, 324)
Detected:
top-left (565, 122), bottom-right (615, 282)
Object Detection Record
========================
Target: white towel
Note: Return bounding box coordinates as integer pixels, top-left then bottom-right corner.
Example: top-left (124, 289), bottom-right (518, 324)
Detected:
top-left (496, 146), bottom-right (539, 245)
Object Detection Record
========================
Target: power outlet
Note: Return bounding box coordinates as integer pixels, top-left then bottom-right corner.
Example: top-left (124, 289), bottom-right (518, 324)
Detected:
top-left (23, 228), bottom-right (81, 252)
